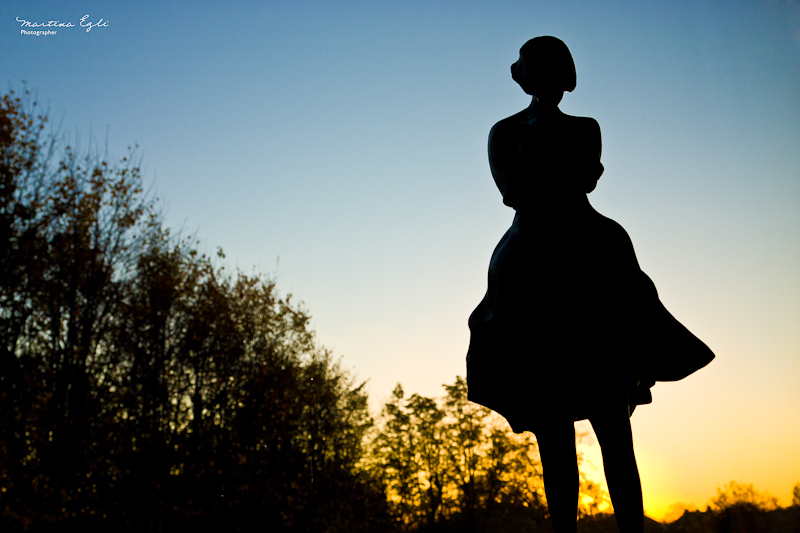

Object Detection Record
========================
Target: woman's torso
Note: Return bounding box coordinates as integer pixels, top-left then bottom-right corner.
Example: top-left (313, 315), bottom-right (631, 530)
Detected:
top-left (488, 106), bottom-right (603, 219)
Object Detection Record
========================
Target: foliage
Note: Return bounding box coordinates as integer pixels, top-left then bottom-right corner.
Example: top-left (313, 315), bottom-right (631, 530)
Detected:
top-left (0, 86), bottom-right (388, 532)
top-left (705, 481), bottom-right (780, 533)
top-left (368, 376), bottom-right (609, 533)
top-left (665, 481), bottom-right (799, 533)
top-left (709, 481), bottom-right (779, 512)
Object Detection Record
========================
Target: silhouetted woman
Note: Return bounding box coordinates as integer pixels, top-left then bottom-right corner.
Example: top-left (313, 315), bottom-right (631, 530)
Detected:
top-left (467, 37), bottom-right (714, 533)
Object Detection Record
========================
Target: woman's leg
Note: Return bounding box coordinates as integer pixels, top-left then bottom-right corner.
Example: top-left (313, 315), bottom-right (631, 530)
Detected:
top-left (535, 420), bottom-right (579, 533)
top-left (589, 399), bottom-right (644, 533)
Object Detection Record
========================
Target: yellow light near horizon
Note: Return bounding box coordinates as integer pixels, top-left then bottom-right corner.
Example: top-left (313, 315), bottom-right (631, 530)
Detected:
top-left (577, 448), bottom-right (688, 522)
top-left (636, 443), bottom-right (685, 521)
top-left (661, 502), bottom-right (700, 524)
top-left (577, 424), bottom-right (698, 522)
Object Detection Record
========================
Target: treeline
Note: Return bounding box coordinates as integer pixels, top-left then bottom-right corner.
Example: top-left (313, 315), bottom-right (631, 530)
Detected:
top-left (0, 87), bottom-right (391, 532)
top-left (2, 89), bottom-right (799, 533)
top-left (656, 481), bottom-right (800, 533)
top-left (365, 379), bottom-right (612, 533)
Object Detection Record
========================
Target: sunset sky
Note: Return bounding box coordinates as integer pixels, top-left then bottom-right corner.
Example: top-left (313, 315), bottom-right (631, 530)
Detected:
top-left (3, 0), bottom-right (799, 521)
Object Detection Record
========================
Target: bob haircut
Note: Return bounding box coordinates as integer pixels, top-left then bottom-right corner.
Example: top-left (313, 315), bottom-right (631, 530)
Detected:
top-left (513, 36), bottom-right (577, 93)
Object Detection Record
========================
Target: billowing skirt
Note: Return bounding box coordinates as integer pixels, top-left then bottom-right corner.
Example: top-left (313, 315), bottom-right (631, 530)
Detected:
top-left (466, 205), bottom-right (714, 433)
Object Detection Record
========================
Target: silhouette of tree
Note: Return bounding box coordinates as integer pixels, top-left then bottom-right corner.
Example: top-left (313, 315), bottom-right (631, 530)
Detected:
top-left (662, 481), bottom-right (800, 533)
top-left (369, 377), bottom-right (610, 532)
top-left (706, 481), bottom-right (779, 533)
top-left (0, 87), bottom-right (390, 532)
top-left (1, 85), bottom-right (151, 527)
top-left (709, 481), bottom-right (778, 512)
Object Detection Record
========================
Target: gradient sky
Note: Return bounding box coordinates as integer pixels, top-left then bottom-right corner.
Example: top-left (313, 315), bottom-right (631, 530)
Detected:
top-left (3, 0), bottom-right (799, 521)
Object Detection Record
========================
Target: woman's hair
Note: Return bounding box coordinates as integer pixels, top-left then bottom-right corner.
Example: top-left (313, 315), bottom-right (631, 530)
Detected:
top-left (512, 36), bottom-right (576, 93)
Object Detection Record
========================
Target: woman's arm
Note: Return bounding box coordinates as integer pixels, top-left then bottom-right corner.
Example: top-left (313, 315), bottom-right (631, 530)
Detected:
top-left (488, 118), bottom-right (528, 209)
top-left (579, 117), bottom-right (604, 194)
top-left (488, 114), bottom-right (605, 209)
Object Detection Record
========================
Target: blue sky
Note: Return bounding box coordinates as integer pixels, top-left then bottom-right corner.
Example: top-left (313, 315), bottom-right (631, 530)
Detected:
top-left (3, 0), bottom-right (799, 518)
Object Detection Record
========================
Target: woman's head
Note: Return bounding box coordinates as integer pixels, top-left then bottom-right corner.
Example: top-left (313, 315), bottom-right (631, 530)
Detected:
top-left (511, 36), bottom-right (576, 103)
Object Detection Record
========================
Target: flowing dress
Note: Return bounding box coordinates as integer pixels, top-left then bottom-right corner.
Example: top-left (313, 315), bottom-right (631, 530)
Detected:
top-left (466, 106), bottom-right (714, 433)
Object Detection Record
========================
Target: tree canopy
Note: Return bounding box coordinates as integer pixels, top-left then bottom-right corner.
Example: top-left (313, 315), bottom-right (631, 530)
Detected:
top-left (1, 86), bottom-right (387, 532)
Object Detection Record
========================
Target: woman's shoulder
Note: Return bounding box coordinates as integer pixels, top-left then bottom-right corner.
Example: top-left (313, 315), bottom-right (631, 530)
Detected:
top-left (489, 111), bottom-right (530, 139)
top-left (561, 113), bottom-right (601, 134)
top-left (488, 112), bottom-right (601, 161)
top-left (491, 110), bottom-right (600, 134)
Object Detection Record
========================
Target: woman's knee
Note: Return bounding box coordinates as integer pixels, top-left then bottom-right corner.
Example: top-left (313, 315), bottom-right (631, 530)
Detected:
top-left (535, 420), bottom-right (578, 463)
top-left (589, 401), bottom-right (635, 456)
